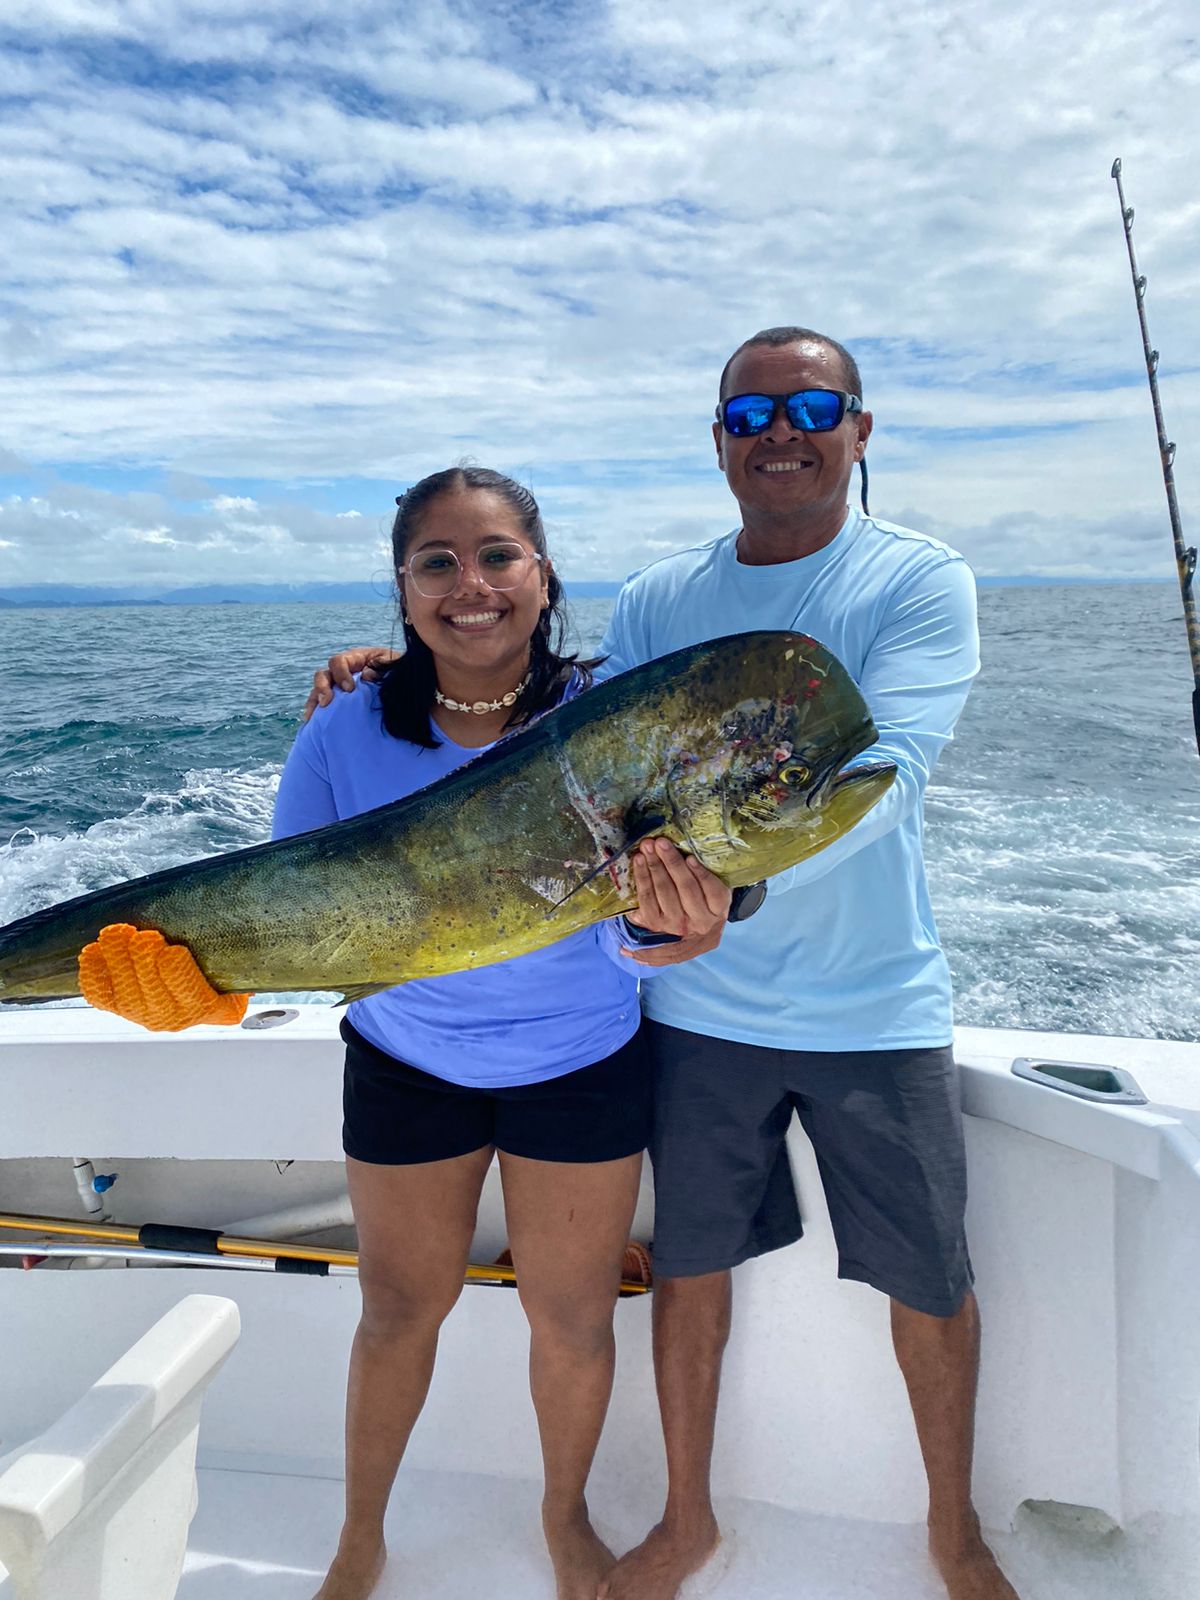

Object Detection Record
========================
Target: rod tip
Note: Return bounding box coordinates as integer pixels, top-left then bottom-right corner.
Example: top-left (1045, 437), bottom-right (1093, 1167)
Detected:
top-left (1111, 157), bottom-right (1122, 178)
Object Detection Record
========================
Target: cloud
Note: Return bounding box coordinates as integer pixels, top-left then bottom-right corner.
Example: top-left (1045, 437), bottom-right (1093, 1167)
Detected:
top-left (0, 0), bottom-right (1196, 582)
top-left (0, 482), bottom-right (392, 585)
top-left (162, 470), bottom-right (213, 499)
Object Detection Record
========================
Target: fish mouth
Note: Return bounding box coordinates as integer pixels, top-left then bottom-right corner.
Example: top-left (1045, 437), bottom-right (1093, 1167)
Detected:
top-left (823, 757), bottom-right (897, 826)
top-left (802, 745), bottom-right (892, 808)
top-left (831, 758), bottom-right (897, 792)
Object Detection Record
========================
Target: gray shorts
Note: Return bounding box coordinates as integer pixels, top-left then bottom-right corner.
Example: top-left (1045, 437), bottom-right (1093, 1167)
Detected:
top-left (646, 1020), bottom-right (974, 1317)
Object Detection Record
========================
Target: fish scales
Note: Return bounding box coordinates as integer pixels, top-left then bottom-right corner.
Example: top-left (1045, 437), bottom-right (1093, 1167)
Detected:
top-left (0, 632), bottom-right (896, 1004)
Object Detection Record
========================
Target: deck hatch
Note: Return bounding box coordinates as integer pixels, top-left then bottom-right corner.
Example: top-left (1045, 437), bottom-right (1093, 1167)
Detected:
top-left (240, 1008), bottom-right (300, 1029)
top-left (1011, 1057), bottom-right (1148, 1105)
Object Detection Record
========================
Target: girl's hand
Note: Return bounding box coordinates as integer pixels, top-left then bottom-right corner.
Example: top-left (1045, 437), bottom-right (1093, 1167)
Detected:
top-left (78, 924), bottom-right (250, 1031)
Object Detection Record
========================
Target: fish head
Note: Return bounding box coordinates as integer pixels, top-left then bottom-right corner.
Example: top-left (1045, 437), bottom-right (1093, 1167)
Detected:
top-left (659, 632), bottom-right (897, 884)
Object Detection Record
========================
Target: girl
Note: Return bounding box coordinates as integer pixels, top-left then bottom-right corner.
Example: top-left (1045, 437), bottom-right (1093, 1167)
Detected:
top-left (80, 466), bottom-right (728, 1600)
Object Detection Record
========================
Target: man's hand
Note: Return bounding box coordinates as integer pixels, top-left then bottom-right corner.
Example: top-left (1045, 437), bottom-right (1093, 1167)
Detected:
top-left (302, 647), bottom-right (400, 722)
top-left (621, 838), bottom-right (732, 967)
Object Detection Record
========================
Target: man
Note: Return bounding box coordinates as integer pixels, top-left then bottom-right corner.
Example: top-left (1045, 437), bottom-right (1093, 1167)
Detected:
top-left (311, 326), bottom-right (1018, 1600)
top-left (592, 329), bottom-right (1018, 1600)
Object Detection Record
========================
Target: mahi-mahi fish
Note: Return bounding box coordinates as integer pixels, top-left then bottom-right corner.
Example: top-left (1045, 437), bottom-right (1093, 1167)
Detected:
top-left (0, 631), bottom-right (895, 1005)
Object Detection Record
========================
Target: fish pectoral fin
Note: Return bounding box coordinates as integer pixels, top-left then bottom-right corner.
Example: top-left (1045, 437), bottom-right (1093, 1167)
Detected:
top-left (545, 813), bottom-right (667, 912)
top-left (336, 982), bottom-right (393, 1005)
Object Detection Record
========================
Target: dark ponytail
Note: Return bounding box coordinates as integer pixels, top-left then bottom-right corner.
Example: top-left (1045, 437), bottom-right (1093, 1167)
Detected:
top-left (378, 467), bottom-right (598, 748)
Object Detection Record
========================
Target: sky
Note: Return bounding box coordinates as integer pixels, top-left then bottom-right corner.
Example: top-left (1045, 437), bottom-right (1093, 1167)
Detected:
top-left (1, 0), bottom-right (1198, 590)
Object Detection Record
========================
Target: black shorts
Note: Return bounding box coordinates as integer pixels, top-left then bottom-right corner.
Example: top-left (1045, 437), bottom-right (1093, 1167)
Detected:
top-left (341, 1018), bottom-right (652, 1166)
top-left (646, 1020), bottom-right (973, 1317)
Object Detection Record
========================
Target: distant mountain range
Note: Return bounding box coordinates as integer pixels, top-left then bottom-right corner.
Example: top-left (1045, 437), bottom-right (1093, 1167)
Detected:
top-left (0, 581), bottom-right (624, 607)
top-left (0, 577), bottom-right (1170, 608)
top-left (0, 582), bottom-right (399, 607)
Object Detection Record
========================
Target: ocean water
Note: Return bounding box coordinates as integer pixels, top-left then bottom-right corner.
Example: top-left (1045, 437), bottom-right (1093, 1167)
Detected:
top-left (2, 586), bottom-right (1197, 1042)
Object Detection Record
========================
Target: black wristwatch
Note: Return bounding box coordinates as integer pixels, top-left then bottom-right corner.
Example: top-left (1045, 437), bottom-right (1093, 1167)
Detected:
top-left (728, 881), bottom-right (767, 922)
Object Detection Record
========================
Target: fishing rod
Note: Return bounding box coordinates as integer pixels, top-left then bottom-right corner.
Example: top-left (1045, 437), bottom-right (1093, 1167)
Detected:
top-left (1111, 157), bottom-right (1200, 759)
top-left (0, 1210), bottom-right (653, 1295)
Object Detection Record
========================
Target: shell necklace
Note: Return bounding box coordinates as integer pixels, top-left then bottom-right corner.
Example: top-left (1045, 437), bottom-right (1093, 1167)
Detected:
top-left (434, 672), bottom-right (530, 715)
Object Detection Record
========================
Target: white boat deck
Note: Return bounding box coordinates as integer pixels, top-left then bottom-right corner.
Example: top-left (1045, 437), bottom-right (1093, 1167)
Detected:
top-left (2, 1015), bottom-right (1198, 1599)
top-left (178, 1465), bottom-right (1127, 1600)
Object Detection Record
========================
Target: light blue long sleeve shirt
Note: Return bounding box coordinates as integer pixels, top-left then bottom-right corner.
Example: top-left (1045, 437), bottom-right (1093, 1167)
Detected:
top-left (599, 507), bottom-right (979, 1051)
top-left (271, 677), bottom-right (643, 1087)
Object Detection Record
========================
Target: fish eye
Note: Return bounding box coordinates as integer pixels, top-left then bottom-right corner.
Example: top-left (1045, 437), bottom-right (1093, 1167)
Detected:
top-left (778, 760), bottom-right (810, 785)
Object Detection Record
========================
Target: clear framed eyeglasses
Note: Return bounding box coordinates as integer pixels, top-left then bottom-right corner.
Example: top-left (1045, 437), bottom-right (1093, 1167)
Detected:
top-left (400, 541), bottom-right (544, 598)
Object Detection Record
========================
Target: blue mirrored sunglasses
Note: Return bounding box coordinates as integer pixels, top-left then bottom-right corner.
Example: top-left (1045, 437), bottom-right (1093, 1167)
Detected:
top-left (715, 388), bottom-right (870, 513)
top-left (717, 388), bottom-right (863, 437)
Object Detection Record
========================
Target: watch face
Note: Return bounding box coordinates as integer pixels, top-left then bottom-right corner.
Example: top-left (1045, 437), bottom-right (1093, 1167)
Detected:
top-left (729, 880), bottom-right (767, 922)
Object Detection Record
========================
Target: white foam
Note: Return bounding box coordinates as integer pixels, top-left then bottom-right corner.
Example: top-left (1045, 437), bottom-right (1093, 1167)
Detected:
top-left (0, 766), bottom-right (280, 925)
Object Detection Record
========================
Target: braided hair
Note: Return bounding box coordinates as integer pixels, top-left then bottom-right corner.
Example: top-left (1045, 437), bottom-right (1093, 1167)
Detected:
top-left (379, 466), bottom-right (596, 748)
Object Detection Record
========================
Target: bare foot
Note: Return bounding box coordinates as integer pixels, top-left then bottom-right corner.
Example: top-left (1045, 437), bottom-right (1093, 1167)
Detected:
top-left (312, 1533), bottom-right (387, 1600)
top-left (930, 1517), bottom-right (1020, 1600)
top-left (598, 1519), bottom-right (721, 1600)
top-left (543, 1508), bottom-right (617, 1600)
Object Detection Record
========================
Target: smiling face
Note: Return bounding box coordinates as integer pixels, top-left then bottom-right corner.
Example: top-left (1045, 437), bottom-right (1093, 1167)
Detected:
top-left (713, 339), bottom-right (873, 552)
top-left (398, 486), bottom-right (551, 695)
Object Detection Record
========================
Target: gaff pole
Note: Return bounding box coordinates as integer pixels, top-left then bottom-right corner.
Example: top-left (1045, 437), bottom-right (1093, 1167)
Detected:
top-left (0, 1209), bottom-right (652, 1295)
top-left (1111, 157), bottom-right (1200, 760)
